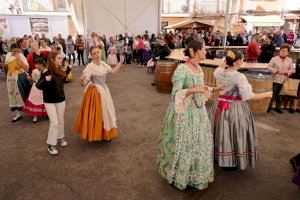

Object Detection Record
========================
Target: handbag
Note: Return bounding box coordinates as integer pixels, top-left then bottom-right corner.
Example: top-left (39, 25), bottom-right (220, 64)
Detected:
top-left (292, 167), bottom-right (300, 186)
top-left (78, 46), bottom-right (85, 51)
top-left (279, 78), bottom-right (300, 97)
top-left (17, 72), bottom-right (32, 101)
top-left (290, 153), bottom-right (300, 171)
top-left (147, 59), bottom-right (155, 68)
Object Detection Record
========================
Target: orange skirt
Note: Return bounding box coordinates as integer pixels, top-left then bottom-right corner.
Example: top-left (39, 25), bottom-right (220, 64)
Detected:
top-left (74, 85), bottom-right (118, 142)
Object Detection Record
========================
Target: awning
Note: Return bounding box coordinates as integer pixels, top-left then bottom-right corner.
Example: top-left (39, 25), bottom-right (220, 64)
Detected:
top-left (241, 15), bottom-right (285, 27)
top-left (284, 13), bottom-right (300, 20)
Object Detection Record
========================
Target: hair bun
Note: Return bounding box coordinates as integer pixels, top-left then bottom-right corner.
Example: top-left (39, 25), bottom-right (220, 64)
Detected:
top-left (227, 51), bottom-right (235, 60)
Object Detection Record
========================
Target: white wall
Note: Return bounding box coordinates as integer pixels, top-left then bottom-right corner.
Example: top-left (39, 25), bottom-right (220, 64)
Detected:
top-left (0, 15), bottom-right (69, 39)
top-left (85, 0), bottom-right (159, 37)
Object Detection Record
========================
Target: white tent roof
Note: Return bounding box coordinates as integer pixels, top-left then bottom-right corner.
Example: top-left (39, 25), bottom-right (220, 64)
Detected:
top-left (241, 15), bottom-right (285, 27)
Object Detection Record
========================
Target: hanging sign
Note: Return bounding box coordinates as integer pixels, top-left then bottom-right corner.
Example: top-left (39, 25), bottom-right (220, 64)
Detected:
top-left (30, 18), bottom-right (49, 34)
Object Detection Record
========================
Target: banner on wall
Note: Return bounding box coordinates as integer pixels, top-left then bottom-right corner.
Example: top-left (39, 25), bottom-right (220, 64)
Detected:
top-left (0, 18), bottom-right (10, 37)
top-left (30, 18), bottom-right (49, 34)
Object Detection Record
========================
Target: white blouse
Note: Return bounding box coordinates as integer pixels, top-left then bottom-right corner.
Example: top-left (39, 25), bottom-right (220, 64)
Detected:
top-left (214, 67), bottom-right (254, 100)
top-left (83, 60), bottom-right (112, 80)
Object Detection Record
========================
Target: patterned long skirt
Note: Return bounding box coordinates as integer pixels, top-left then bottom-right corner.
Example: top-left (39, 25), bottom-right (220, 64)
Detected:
top-left (210, 100), bottom-right (258, 170)
top-left (157, 103), bottom-right (214, 190)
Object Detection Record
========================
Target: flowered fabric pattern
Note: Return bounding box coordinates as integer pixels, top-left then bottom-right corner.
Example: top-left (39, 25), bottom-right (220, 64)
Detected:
top-left (157, 64), bottom-right (214, 190)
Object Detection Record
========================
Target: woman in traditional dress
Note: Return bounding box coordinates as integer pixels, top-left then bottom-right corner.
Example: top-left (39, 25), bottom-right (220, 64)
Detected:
top-left (157, 40), bottom-right (225, 190)
top-left (5, 43), bottom-right (31, 122)
top-left (210, 50), bottom-right (272, 170)
top-left (74, 46), bottom-right (124, 142)
top-left (24, 58), bottom-right (48, 122)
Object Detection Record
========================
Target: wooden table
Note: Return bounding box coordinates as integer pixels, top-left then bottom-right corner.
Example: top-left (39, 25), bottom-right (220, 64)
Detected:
top-left (166, 48), bottom-right (268, 89)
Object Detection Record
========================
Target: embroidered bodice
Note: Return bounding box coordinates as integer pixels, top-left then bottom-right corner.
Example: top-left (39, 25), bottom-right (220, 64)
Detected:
top-left (91, 75), bottom-right (106, 87)
top-left (214, 67), bottom-right (254, 100)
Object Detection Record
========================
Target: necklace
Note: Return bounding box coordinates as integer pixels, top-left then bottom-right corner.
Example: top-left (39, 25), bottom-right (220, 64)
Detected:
top-left (186, 59), bottom-right (199, 69)
top-left (92, 60), bottom-right (100, 65)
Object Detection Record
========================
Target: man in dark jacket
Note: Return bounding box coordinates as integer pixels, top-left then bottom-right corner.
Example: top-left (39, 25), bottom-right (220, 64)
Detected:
top-left (151, 39), bottom-right (171, 86)
top-left (258, 36), bottom-right (275, 63)
top-left (155, 39), bottom-right (171, 60)
top-left (273, 31), bottom-right (284, 47)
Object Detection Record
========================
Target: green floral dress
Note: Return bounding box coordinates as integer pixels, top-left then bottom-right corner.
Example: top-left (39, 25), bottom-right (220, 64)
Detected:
top-left (157, 63), bottom-right (214, 190)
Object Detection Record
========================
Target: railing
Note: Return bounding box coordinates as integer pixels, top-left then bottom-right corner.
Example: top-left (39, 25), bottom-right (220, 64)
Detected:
top-left (195, 0), bottom-right (226, 14)
top-left (22, 0), bottom-right (54, 12)
top-left (162, 0), bottom-right (226, 15)
top-left (162, 0), bottom-right (191, 14)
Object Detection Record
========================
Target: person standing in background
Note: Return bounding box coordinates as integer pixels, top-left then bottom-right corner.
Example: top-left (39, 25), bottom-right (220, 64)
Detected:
top-left (75, 35), bottom-right (85, 66)
top-left (39, 39), bottom-right (52, 52)
top-left (18, 38), bottom-right (29, 58)
top-left (66, 35), bottom-right (76, 65)
top-left (286, 30), bottom-right (295, 46)
top-left (258, 36), bottom-right (275, 63)
top-left (267, 44), bottom-right (294, 114)
top-left (58, 34), bottom-right (66, 54)
top-left (246, 33), bottom-right (261, 62)
top-left (27, 42), bottom-right (50, 75)
top-left (116, 34), bottom-right (124, 62)
top-left (136, 35), bottom-right (144, 67)
top-left (273, 31), bottom-right (284, 47)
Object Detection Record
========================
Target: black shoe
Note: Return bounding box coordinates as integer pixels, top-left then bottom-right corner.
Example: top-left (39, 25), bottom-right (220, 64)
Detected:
top-left (289, 109), bottom-right (295, 114)
top-left (222, 167), bottom-right (238, 171)
top-left (151, 82), bottom-right (155, 86)
top-left (11, 115), bottom-right (22, 122)
top-left (274, 108), bottom-right (283, 114)
top-left (267, 108), bottom-right (272, 113)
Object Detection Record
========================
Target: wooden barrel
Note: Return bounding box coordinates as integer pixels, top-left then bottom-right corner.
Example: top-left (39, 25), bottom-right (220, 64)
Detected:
top-left (244, 71), bottom-right (272, 113)
top-left (155, 60), bottom-right (178, 93)
top-left (201, 64), bottom-right (218, 101)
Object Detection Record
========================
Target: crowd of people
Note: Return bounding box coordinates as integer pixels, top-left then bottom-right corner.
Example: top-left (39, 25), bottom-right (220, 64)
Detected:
top-left (0, 27), bottom-right (299, 189)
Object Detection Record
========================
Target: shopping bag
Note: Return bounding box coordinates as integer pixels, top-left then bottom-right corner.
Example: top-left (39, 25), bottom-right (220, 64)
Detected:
top-left (279, 78), bottom-right (300, 97)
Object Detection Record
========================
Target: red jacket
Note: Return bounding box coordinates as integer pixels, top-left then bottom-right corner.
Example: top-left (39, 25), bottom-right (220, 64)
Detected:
top-left (286, 33), bottom-right (295, 45)
top-left (246, 41), bottom-right (261, 62)
top-left (26, 51), bottom-right (51, 74)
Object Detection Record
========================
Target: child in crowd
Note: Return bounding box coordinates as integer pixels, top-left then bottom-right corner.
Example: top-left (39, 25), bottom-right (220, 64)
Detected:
top-left (24, 58), bottom-right (48, 122)
top-left (61, 60), bottom-right (73, 83)
top-left (142, 39), bottom-right (151, 67)
top-left (106, 44), bottom-right (118, 67)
